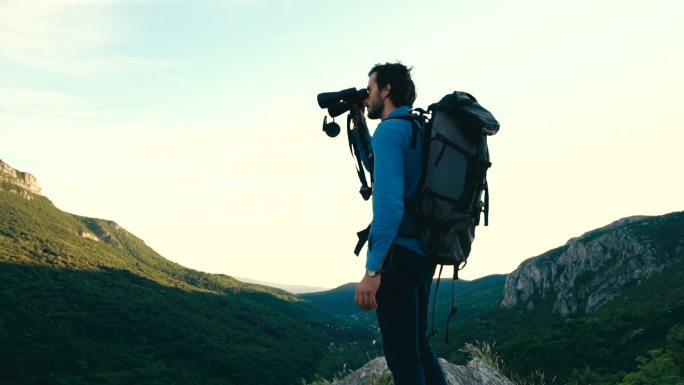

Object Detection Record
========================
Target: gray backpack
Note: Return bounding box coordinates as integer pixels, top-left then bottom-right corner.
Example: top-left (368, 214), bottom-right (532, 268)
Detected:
top-left (395, 91), bottom-right (499, 270)
top-left (390, 92), bottom-right (499, 343)
top-left (352, 91), bottom-right (499, 271)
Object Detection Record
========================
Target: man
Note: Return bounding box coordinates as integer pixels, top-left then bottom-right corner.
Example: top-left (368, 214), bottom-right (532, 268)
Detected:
top-left (352, 62), bottom-right (447, 385)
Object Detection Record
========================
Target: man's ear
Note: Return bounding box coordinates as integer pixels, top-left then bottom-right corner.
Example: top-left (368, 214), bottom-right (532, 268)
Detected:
top-left (382, 83), bottom-right (391, 99)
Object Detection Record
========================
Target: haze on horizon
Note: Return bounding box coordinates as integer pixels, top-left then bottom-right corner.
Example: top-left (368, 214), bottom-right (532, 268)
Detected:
top-left (1, 0), bottom-right (682, 289)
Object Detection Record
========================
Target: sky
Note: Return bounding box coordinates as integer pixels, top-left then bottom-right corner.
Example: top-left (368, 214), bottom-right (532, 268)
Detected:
top-left (1, 0), bottom-right (683, 290)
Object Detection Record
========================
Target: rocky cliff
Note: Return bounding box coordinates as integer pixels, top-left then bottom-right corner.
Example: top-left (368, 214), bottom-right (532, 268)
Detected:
top-left (502, 212), bottom-right (684, 315)
top-left (327, 357), bottom-right (512, 385)
top-left (0, 159), bottom-right (42, 198)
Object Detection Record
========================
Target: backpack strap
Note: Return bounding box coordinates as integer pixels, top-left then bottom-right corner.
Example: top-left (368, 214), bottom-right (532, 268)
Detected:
top-left (428, 266), bottom-right (462, 345)
top-left (384, 111), bottom-right (427, 150)
top-left (445, 268), bottom-right (460, 344)
top-left (484, 180), bottom-right (490, 226)
top-left (428, 264), bottom-right (443, 341)
top-left (354, 224), bottom-right (370, 256)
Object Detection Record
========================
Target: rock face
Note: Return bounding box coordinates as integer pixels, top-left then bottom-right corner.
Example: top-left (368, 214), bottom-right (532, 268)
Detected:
top-left (80, 230), bottom-right (100, 241)
top-left (502, 213), bottom-right (684, 315)
top-left (0, 159), bottom-right (42, 198)
top-left (332, 357), bottom-right (513, 385)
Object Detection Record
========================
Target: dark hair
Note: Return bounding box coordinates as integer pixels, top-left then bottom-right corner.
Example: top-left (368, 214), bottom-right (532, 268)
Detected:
top-left (368, 62), bottom-right (416, 107)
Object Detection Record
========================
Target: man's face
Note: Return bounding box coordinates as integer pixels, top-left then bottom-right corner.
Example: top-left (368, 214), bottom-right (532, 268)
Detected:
top-left (364, 72), bottom-right (384, 120)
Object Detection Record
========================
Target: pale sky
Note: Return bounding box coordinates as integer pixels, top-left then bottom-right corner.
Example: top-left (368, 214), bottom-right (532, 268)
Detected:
top-left (2, 0), bottom-right (682, 289)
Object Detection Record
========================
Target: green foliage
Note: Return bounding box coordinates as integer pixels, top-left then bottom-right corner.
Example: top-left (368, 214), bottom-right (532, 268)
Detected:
top-left (461, 341), bottom-right (505, 372)
top-left (0, 188), bottom-right (381, 385)
top-left (617, 325), bottom-right (684, 385)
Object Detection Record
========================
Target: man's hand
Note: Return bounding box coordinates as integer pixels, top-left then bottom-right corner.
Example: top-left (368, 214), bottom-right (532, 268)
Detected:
top-left (350, 104), bottom-right (367, 128)
top-left (355, 272), bottom-right (381, 310)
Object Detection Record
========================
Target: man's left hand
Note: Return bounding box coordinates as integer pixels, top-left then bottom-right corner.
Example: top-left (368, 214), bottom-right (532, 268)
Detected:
top-left (355, 273), bottom-right (381, 310)
top-left (350, 104), bottom-right (367, 128)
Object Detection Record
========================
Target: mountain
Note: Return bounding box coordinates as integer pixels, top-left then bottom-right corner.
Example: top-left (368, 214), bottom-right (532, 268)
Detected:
top-left (302, 275), bottom-right (506, 320)
top-left (433, 212), bottom-right (684, 384)
top-left (0, 160), bottom-right (379, 385)
top-left (236, 276), bottom-right (330, 294)
top-left (300, 283), bottom-right (359, 316)
top-left (502, 213), bottom-right (684, 315)
top-left (0, 160), bottom-right (41, 197)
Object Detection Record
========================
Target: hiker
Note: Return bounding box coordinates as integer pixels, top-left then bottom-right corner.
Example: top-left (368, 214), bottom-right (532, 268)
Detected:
top-left (352, 62), bottom-right (448, 385)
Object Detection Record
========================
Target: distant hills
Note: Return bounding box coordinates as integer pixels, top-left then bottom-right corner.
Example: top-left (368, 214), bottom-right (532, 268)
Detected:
top-left (301, 275), bottom-right (507, 329)
top-left (301, 283), bottom-right (359, 316)
top-left (236, 276), bottom-right (330, 294)
top-left (0, 160), bottom-right (379, 385)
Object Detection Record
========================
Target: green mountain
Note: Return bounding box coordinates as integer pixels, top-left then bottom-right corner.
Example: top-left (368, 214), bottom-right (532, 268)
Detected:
top-left (300, 283), bottom-right (359, 316)
top-left (0, 160), bottom-right (379, 385)
top-left (300, 274), bottom-right (507, 336)
top-left (433, 212), bottom-right (684, 384)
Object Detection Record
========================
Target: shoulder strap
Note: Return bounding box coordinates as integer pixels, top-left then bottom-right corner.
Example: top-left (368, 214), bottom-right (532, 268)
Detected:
top-left (384, 111), bottom-right (427, 149)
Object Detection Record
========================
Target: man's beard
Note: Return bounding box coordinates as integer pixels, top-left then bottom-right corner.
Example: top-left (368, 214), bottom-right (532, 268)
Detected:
top-left (367, 101), bottom-right (383, 120)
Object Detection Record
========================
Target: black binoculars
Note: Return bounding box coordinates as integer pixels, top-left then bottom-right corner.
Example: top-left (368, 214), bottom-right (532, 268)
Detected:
top-left (317, 87), bottom-right (368, 118)
top-left (317, 87), bottom-right (368, 137)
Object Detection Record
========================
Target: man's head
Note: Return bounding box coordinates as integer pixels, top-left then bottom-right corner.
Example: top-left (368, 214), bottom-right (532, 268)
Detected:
top-left (364, 62), bottom-right (416, 120)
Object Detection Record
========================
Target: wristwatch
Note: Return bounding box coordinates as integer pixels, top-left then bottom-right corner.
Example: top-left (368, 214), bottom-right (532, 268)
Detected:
top-left (366, 268), bottom-right (378, 277)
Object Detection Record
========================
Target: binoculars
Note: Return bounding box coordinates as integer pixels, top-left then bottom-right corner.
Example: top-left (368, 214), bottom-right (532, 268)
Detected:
top-left (317, 87), bottom-right (368, 137)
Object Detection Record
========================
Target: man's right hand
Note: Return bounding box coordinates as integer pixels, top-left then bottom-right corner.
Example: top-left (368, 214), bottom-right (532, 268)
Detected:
top-left (355, 272), bottom-right (381, 310)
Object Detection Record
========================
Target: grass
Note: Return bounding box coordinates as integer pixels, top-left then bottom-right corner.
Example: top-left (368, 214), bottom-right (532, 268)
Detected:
top-left (462, 341), bottom-right (556, 385)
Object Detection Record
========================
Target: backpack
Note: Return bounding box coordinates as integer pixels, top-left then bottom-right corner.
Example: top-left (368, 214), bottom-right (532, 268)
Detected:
top-left (387, 91), bottom-right (499, 342)
top-left (395, 91), bottom-right (499, 269)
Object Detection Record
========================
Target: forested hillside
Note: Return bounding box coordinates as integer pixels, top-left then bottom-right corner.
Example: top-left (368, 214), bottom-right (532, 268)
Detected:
top-left (0, 169), bottom-right (379, 385)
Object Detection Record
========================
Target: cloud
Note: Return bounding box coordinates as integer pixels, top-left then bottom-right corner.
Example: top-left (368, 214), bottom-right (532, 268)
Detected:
top-left (0, 0), bottom-right (174, 76)
top-left (0, 86), bottom-right (81, 107)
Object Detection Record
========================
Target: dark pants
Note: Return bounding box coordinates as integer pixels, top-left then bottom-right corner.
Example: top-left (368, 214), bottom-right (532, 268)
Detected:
top-left (376, 245), bottom-right (448, 385)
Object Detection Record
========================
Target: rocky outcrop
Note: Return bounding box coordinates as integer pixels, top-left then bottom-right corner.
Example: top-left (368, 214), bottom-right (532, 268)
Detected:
top-left (502, 213), bottom-right (684, 315)
top-left (0, 159), bottom-right (42, 198)
top-left (80, 231), bottom-right (100, 241)
top-left (330, 357), bottom-right (513, 385)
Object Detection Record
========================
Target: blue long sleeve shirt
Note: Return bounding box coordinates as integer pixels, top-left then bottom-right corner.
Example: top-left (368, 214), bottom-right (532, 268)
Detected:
top-left (366, 106), bottom-right (425, 271)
